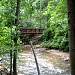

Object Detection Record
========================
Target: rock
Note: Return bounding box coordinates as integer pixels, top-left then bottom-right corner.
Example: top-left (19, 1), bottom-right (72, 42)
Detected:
top-left (63, 57), bottom-right (69, 61)
top-left (0, 57), bottom-right (2, 61)
top-left (35, 45), bottom-right (42, 48)
top-left (0, 66), bottom-right (3, 69)
top-left (0, 68), bottom-right (8, 75)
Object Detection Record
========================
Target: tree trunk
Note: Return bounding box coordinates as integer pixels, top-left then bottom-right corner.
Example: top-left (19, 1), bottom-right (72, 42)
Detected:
top-left (10, 0), bottom-right (13, 75)
top-left (40, 0), bottom-right (42, 28)
top-left (15, 0), bottom-right (20, 25)
top-left (67, 0), bottom-right (75, 75)
top-left (13, 0), bottom-right (20, 75)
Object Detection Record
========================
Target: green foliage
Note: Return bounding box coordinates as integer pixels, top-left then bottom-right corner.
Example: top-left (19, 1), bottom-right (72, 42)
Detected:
top-left (0, 25), bottom-right (10, 45)
top-left (0, 25), bottom-right (22, 56)
top-left (0, 25), bottom-right (10, 56)
top-left (0, 0), bottom-right (69, 54)
top-left (41, 0), bottom-right (68, 51)
top-left (41, 28), bottom-right (53, 41)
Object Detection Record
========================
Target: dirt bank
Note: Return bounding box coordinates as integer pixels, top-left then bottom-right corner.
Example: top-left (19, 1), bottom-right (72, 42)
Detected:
top-left (46, 49), bottom-right (70, 61)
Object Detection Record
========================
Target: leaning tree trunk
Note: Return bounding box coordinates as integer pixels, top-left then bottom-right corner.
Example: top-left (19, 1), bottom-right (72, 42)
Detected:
top-left (67, 0), bottom-right (75, 75)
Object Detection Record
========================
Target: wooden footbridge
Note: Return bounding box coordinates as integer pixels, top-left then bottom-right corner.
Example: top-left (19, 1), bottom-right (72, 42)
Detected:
top-left (20, 28), bottom-right (44, 34)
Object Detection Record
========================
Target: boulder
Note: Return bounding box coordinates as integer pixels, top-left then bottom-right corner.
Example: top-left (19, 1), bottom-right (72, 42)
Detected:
top-left (0, 67), bottom-right (9, 75)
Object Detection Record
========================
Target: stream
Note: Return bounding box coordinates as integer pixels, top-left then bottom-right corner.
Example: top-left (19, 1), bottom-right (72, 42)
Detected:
top-left (17, 45), bottom-right (70, 75)
top-left (0, 45), bottom-right (71, 75)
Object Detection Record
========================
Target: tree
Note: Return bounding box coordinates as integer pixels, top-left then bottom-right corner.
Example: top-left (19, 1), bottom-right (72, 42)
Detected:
top-left (13, 0), bottom-right (20, 75)
top-left (67, 0), bottom-right (75, 75)
top-left (41, 0), bottom-right (68, 51)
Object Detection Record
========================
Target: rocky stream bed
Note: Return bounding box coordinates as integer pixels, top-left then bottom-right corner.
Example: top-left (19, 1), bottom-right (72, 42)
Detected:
top-left (0, 45), bottom-right (70, 75)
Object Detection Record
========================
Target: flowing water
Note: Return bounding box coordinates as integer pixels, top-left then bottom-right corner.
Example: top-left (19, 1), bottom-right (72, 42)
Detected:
top-left (0, 45), bottom-right (70, 75)
top-left (17, 45), bottom-right (70, 75)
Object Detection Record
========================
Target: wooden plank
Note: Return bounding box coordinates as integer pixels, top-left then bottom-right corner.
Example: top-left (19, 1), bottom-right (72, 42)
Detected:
top-left (20, 28), bottom-right (44, 34)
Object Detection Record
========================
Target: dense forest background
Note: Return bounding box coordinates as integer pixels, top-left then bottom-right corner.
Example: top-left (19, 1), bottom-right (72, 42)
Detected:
top-left (0, 0), bottom-right (68, 55)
